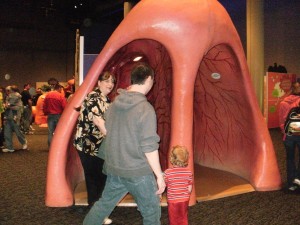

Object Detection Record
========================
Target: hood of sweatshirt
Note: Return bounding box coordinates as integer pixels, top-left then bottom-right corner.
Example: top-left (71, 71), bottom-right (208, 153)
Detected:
top-left (113, 89), bottom-right (147, 111)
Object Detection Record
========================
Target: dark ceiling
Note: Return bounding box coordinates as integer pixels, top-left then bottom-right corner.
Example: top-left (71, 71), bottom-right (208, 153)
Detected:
top-left (0, 0), bottom-right (143, 55)
top-left (0, 0), bottom-right (297, 31)
top-left (1, 0), bottom-right (297, 54)
top-left (0, 0), bottom-right (131, 31)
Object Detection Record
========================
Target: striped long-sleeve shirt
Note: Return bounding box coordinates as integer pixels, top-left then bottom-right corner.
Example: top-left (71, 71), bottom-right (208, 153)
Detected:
top-left (164, 167), bottom-right (193, 203)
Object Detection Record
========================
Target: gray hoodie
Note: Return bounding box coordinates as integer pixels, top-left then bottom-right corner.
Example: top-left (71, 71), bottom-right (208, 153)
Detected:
top-left (100, 89), bottom-right (160, 177)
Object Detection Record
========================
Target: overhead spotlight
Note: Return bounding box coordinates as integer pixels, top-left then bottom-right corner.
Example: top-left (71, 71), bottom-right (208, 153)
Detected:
top-left (5, 73), bottom-right (11, 80)
top-left (133, 56), bottom-right (143, 62)
top-left (211, 72), bottom-right (221, 80)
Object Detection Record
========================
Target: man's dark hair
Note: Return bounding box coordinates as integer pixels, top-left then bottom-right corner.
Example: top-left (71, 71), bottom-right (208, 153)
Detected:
top-left (131, 63), bottom-right (154, 85)
top-left (48, 78), bottom-right (59, 86)
top-left (54, 84), bottom-right (62, 91)
top-left (11, 85), bottom-right (19, 92)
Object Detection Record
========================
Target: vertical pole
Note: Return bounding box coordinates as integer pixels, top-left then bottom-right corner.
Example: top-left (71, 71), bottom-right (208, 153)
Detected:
top-left (247, 0), bottom-right (264, 110)
top-left (124, 1), bottom-right (134, 17)
top-left (74, 29), bottom-right (80, 90)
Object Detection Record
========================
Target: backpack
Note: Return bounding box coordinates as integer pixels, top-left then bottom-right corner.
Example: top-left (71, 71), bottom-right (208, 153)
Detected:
top-left (284, 107), bottom-right (300, 135)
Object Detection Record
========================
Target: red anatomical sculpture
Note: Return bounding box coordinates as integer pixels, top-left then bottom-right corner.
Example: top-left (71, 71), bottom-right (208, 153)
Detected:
top-left (45, 0), bottom-right (281, 207)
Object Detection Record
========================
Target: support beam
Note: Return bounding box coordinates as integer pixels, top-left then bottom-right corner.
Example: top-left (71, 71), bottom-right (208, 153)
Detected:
top-left (247, 0), bottom-right (264, 110)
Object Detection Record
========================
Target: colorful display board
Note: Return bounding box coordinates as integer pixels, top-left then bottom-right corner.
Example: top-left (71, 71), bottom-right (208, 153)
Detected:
top-left (264, 72), bottom-right (297, 128)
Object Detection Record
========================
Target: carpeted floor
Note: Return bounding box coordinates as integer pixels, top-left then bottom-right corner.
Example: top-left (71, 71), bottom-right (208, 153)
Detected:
top-left (0, 127), bottom-right (299, 225)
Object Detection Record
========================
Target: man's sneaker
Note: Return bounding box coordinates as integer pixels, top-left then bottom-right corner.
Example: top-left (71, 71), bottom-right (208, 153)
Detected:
top-left (293, 178), bottom-right (300, 186)
top-left (103, 217), bottom-right (112, 225)
top-left (288, 185), bottom-right (298, 191)
top-left (22, 140), bottom-right (28, 150)
top-left (2, 148), bottom-right (15, 153)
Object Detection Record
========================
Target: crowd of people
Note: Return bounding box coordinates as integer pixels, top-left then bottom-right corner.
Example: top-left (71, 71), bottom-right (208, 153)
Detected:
top-left (73, 63), bottom-right (193, 225)
top-left (0, 64), bottom-right (193, 224)
top-left (3, 65), bottom-right (300, 225)
top-left (74, 64), bottom-right (300, 224)
top-left (0, 78), bottom-right (74, 152)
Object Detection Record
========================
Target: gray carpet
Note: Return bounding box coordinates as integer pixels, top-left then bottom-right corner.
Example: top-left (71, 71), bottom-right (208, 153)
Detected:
top-left (0, 127), bottom-right (299, 225)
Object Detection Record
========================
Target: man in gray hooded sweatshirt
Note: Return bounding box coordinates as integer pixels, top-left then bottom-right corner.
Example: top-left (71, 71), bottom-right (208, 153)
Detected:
top-left (84, 63), bottom-right (166, 225)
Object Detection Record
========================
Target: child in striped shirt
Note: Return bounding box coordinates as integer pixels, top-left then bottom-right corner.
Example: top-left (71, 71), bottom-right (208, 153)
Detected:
top-left (164, 145), bottom-right (193, 225)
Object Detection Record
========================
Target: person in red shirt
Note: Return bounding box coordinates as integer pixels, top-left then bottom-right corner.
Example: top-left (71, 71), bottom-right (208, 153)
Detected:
top-left (278, 82), bottom-right (300, 191)
top-left (164, 145), bottom-right (193, 225)
top-left (43, 84), bottom-right (67, 147)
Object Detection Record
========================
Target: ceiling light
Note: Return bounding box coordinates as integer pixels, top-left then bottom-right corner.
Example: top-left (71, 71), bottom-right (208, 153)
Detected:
top-left (211, 72), bottom-right (221, 80)
top-left (133, 56), bottom-right (143, 62)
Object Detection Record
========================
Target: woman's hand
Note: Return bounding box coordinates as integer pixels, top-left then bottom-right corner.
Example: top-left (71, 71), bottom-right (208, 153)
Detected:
top-left (93, 116), bottom-right (107, 135)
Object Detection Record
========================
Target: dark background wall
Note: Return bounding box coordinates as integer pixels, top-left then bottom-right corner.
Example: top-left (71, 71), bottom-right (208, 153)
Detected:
top-left (264, 0), bottom-right (300, 74)
top-left (0, 0), bottom-right (299, 90)
top-left (0, 0), bottom-right (77, 89)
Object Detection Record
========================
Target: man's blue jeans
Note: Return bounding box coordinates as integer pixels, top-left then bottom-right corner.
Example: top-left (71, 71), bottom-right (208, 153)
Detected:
top-left (4, 119), bottom-right (26, 150)
top-left (83, 174), bottom-right (161, 225)
top-left (47, 114), bottom-right (61, 147)
top-left (283, 135), bottom-right (300, 186)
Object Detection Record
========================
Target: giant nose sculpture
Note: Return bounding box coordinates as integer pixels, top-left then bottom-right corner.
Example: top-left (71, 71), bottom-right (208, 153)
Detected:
top-left (45, 0), bottom-right (281, 207)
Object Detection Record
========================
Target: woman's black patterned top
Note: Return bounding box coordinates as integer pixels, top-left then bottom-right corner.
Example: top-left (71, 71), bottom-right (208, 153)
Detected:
top-left (74, 88), bottom-right (111, 156)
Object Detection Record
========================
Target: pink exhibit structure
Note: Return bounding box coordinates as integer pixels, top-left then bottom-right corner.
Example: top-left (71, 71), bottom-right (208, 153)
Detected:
top-left (45, 0), bottom-right (281, 207)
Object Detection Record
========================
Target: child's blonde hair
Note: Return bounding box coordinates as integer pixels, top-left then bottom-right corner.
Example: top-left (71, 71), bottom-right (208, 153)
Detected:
top-left (170, 145), bottom-right (189, 167)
